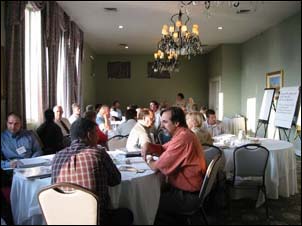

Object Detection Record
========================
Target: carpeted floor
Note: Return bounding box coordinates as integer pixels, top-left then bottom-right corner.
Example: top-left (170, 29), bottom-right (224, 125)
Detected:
top-left (205, 155), bottom-right (301, 225)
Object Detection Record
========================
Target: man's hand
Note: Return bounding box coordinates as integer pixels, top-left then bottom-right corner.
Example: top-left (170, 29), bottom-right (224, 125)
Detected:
top-left (141, 142), bottom-right (150, 161)
top-left (147, 158), bottom-right (158, 171)
top-left (10, 160), bottom-right (18, 168)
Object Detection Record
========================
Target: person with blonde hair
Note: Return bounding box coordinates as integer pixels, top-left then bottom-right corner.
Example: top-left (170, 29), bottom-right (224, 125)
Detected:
top-left (186, 112), bottom-right (213, 145)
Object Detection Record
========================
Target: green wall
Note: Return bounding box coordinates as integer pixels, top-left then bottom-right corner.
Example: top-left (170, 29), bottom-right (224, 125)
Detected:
top-left (241, 12), bottom-right (301, 135)
top-left (207, 44), bottom-right (241, 118)
top-left (221, 45), bottom-right (241, 117)
top-left (93, 55), bottom-right (208, 110)
top-left (81, 42), bottom-right (97, 110)
top-left (207, 46), bottom-right (222, 79)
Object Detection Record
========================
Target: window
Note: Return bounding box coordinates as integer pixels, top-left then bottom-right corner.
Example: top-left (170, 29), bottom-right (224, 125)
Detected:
top-left (107, 62), bottom-right (131, 79)
top-left (25, 6), bottom-right (43, 128)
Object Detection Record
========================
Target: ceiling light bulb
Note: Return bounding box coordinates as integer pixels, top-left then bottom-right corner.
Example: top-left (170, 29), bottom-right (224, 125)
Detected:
top-left (125, 46), bottom-right (129, 49)
top-left (218, 26), bottom-right (223, 30)
top-left (118, 25), bottom-right (124, 29)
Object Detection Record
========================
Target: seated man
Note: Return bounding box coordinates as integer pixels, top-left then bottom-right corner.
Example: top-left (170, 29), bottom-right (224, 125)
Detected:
top-left (116, 108), bottom-right (137, 136)
top-left (68, 103), bottom-right (81, 125)
top-left (51, 118), bottom-right (133, 225)
top-left (174, 92), bottom-right (187, 110)
top-left (53, 105), bottom-right (71, 136)
top-left (36, 109), bottom-right (64, 155)
top-left (1, 112), bottom-right (43, 169)
top-left (126, 108), bottom-right (155, 152)
top-left (149, 100), bottom-right (161, 132)
top-left (142, 107), bottom-right (207, 224)
top-left (203, 109), bottom-right (226, 136)
top-left (110, 100), bottom-right (123, 121)
top-left (96, 105), bottom-right (112, 132)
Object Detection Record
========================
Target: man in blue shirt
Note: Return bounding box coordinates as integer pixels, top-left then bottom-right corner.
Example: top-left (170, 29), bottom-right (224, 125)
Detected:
top-left (1, 112), bottom-right (43, 169)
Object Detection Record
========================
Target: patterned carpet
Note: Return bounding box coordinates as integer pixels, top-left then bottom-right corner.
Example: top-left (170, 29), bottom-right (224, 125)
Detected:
top-left (205, 155), bottom-right (301, 225)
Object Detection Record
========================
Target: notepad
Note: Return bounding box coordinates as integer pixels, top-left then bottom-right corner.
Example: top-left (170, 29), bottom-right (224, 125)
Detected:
top-left (16, 158), bottom-right (51, 168)
top-left (15, 165), bottom-right (52, 179)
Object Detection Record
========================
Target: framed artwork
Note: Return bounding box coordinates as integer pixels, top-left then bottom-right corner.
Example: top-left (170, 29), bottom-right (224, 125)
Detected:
top-left (266, 70), bottom-right (284, 100)
top-left (107, 61), bottom-right (131, 79)
top-left (147, 62), bottom-right (170, 79)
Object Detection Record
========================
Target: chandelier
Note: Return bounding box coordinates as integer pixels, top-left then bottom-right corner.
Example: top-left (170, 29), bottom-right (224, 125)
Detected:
top-left (158, 9), bottom-right (202, 59)
top-left (152, 49), bottom-right (180, 73)
top-left (152, 8), bottom-right (202, 73)
top-left (181, 1), bottom-right (240, 9)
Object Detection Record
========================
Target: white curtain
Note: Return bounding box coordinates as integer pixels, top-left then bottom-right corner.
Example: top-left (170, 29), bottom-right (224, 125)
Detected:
top-left (25, 7), bottom-right (43, 128)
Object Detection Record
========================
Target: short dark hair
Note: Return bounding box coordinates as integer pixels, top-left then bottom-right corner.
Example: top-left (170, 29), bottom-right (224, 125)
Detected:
top-left (177, 93), bottom-right (184, 99)
top-left (112, 100), bottom-right (120, 106)
top-left (44, 109), bottom-right (54, 121)
top-left (206, 109), bottom-right (216, 118)
top-left (70, 118), bottom-right (97, 141)
top-left (83, 111), bottom-right (97, 122)
top-left (150, 100), bottom-right (159, 108)
top-left (125, 108), bottom-right (137, 120)
top-left (7, 112), bottom-right (22, 121)
top-left (161, 107), bottom-right (187, 128)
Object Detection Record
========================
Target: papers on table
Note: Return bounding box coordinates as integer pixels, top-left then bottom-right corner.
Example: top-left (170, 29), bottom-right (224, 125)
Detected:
top-left (118, 165), bottom-right (146, 173)
top-left (16, 158), bottom-right (51, 168)
top-left (14, 165), bottom-right (51, 179)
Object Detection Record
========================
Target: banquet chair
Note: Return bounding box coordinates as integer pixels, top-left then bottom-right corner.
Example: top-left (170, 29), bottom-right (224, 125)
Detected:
top-left (180, 153), bottom-right (223, 225)
top-left (38, 182), bottom-right (99, 225)
top-left (229, 144), bottom-right (269, 218)
top-left (107, 135), bottom-right (128, 151)
top-left (202, 144), bottom-right (223, 166)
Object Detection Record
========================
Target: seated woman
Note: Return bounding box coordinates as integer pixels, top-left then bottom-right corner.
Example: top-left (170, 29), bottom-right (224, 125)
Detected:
top-left (84, 111), bottom-right (108, 149)
top-left (186, 112), bottom-right (213, 145)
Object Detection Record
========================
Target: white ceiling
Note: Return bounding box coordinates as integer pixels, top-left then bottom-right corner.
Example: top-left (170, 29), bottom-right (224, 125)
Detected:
top-left (57, 1), bottom-right (301, 55)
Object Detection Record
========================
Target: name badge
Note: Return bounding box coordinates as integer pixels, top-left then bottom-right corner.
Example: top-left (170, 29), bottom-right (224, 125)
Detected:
top-left (16, 146), bottom-right (27, 155)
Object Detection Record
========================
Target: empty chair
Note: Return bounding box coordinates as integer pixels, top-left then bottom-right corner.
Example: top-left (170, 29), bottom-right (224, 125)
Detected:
top-left (230, 144), bottom-right (269, 218)
top-left (107, 135), bottom-right (128, 151)
top-left (180, 153), bottom-right (223, 225)
top-left (38, 182), bottom-right (99, 225)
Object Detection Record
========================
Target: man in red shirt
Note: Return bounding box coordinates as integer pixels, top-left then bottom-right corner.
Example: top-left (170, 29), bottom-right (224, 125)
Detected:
top-left (142, 107), bottom-right (207, 224)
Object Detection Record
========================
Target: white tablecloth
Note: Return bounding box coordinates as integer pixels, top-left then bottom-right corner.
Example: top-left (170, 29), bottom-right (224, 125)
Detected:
top-left (11, 157), bottom-right (161, 225)
top-left (221, 138), bottom-right (298, 199)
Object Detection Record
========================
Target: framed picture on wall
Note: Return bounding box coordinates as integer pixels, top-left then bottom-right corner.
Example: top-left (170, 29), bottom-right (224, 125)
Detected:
top-left (147, 62), bottom-right (170, 79)
top-left (266, 70), bottom-right (284, 100)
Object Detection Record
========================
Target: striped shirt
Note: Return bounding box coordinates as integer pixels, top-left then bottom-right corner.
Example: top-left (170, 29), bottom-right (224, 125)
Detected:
top-left (51, 139), bottom-right (121, 224)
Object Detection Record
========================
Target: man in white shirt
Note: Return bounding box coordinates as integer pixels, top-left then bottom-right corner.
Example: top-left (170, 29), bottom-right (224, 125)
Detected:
top-left (203, 109), bottom-right (226, 136)
top-left (116, 108), bottom-right (137, 136)
top-left (126, 108), bottom-right (155, 152)
top-left (150, 100), bottom-right (161, 131)
top-left (68, 103), bottom-right (81, 124)
top-left (53, 105), bottom-right (71, 136)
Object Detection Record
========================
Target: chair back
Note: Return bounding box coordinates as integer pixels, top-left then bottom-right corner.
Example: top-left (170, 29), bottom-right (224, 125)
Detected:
top-left (233, 144), bottom-right (269, 179)
top-left (38, 182), bottom-right (99, 225)
top-left (199, 153), bottom-right (223, 203)
top-left (202, 143), bottom-right (223, 167)
top-left (108, 135), bottom-right (128, 151)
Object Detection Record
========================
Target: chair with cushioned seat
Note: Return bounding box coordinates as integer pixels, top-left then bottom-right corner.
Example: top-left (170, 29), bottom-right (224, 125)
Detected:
top-left (38, 182), bottom-right (99, 225)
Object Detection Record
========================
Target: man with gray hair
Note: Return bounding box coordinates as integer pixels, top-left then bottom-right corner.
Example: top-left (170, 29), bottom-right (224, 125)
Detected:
top-left (53, 105), bottom-right (71, 136)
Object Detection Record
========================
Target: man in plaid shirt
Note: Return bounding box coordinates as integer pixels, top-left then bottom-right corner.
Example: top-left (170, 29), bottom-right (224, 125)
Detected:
top-left (52, 118), bottom-right (133, 225)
